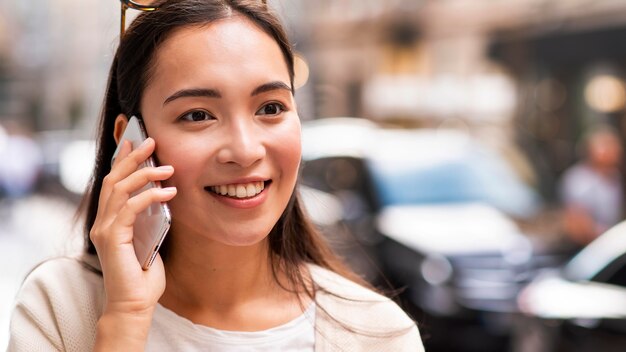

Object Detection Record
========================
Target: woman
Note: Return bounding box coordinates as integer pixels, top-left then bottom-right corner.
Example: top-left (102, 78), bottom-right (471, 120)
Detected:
top-left (9, 0), bottom-right (423, 350)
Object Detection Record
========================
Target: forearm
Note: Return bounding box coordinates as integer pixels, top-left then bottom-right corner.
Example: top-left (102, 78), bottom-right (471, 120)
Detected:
top-left (94, 310), bottom-right (153, 352)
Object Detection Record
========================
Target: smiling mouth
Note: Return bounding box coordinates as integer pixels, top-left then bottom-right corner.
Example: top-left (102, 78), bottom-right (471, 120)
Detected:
top-left (205, 181), bottom-right (270, 199)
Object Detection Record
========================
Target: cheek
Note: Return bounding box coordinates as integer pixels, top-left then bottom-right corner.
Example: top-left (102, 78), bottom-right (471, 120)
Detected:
top-left (283, 139), bottom-right (302, 174)
top-left (154, 137), bottom-right (208, 185)
top-left (272, 122), bottom-right (302, 176)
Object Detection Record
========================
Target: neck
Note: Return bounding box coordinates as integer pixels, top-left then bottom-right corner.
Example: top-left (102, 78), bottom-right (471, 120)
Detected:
top-left (157, 227), bottom-right (310, 330)
top-left (161, 232), bottom-right (276, 309)
top-left (589, 161), bottom-right (617, 178)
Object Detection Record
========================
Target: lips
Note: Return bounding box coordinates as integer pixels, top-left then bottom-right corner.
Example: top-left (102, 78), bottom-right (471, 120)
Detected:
top-left (205, 180), bottom-right (270, 199)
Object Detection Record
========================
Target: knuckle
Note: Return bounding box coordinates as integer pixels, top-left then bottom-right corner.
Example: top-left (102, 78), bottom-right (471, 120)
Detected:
top-left (102, 174), bottom-right (113, 187)
top-left (139, 167), bottom-right (153, 181)
top-left (110, 182), bottom-right (124, 194)
top-left (128, 153), bottom-right (142, 165)
top-left (129, 148), bottom-right (148, 163)
top-left (125, 196), bottom-right (140, 211)
top-left (120, 203), bottom-right (138, 222)
top-left (89, 228), bottom-right (101, 244)
top-left (149, 187), bottom-right (163, 198)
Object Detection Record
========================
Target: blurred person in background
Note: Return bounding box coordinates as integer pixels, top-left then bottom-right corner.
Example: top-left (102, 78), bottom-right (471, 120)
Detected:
top-left (7, 0), bottom-right (423, 351)
top-left (559, 125), bottom-right (623, 248)
top-left (0, 120), bottom-right (43, 199)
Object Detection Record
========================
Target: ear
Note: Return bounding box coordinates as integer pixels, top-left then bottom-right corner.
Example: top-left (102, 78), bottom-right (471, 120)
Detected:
top-left (113, 114), bottom-right (129, 145)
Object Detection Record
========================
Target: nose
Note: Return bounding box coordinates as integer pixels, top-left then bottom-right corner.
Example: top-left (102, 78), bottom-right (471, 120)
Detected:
top-left (216, 118), bottom-right (266, 168)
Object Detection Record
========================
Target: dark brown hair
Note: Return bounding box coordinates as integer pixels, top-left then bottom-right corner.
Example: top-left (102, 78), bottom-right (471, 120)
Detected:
top-left (82, 0), bottom-right (361, 299)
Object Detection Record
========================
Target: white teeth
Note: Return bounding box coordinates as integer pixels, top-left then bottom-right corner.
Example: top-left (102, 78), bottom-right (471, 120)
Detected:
top-left (211, 181), bottom-right (266, 198)
top-left (236, 185), bottom-right (246, 198)
top-left (246, 184), bottom-right (256, 197)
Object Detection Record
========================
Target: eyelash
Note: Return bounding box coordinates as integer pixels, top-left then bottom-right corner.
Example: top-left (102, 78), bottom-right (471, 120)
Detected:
top-left (177, 102), bottom-right (287, 123)
top-left (256, 102), bottom-right (286, 116)
top-left (178, 110), bottom-right (215, 122)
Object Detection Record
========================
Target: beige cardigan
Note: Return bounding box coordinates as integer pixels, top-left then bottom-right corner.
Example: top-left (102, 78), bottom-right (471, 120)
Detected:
top-left (8, 255), bottom-right (424, 351)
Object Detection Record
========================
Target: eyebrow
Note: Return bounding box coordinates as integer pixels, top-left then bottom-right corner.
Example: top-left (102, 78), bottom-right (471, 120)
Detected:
top-left (163, 81), bottom-right (292, 106)
top-left (250, 81), bottom-right (292, 96)
top-left (163, 88), bottom-right (220, 106)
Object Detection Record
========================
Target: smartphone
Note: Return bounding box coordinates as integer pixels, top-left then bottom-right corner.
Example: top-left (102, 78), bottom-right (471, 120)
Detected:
top-left (112, 115), bottom-right (172, 270)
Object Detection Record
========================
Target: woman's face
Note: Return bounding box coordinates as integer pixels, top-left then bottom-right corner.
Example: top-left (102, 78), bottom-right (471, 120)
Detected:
top-left (138, 17), bottom-right (300, 247)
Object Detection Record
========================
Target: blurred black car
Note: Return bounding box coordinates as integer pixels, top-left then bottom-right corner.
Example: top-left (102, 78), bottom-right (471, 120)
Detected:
top-left (300, 118), bottom-right (550, 351)
top-left (514, 220), bottom-right (626, 352)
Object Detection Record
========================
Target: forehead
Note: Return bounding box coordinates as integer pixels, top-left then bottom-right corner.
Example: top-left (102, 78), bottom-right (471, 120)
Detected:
top-left (591, 132), bottom-right (620, 145)
top-left (146, 16), bottom-right (290, 94)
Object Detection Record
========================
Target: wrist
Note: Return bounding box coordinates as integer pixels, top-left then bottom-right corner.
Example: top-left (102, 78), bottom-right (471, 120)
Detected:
top-left (94, 310), bottom-right (154, 351)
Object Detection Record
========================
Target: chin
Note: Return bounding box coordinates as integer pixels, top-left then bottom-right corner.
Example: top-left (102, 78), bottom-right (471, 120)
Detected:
top-left (207, 221), bottom-right (274, 247)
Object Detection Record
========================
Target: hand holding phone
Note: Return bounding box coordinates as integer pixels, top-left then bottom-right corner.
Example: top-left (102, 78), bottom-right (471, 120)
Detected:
top-left (112, 116), bottom-right (172, 270)
top-left (90, 127), bottom-right (174, 349)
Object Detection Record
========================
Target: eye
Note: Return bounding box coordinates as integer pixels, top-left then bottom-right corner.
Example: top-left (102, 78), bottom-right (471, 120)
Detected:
top-left (256, 102), bottom-right (284, 116)
top-left (179, 110), bottom-right (215, 122)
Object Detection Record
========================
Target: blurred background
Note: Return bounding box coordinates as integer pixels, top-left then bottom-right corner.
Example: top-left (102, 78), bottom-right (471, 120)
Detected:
top-left (3, 0), bottom-right (626, 351)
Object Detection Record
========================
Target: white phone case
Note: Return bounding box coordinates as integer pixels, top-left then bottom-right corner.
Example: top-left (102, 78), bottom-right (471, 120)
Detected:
top-left (113, 116), bottom-right (172, 270)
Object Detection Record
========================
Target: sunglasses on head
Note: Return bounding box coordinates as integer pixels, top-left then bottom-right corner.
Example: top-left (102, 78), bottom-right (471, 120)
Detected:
top-left (119, 0), bottom-right (268, 37)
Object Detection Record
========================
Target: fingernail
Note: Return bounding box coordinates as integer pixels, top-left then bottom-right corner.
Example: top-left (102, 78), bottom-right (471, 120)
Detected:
top-left (139, 138), bottom-right (152, 148)
top-left (157, 165), bottom-right (174, 172)
top-left (162, 187), bottom-right (177, 193)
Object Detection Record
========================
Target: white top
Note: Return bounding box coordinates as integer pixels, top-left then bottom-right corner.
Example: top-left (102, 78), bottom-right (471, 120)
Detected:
top-left (560, 162), bottom-right (623, 232)
top-left (147, 302), bottom-right (315, 351)
top-left (8, 255), bottom-right (424, 351)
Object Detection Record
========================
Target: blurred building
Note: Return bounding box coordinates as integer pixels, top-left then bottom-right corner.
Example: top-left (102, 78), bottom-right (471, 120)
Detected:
top-left (0, 0), bottom-right (118, 133)
top-left (283, 0), bottom-right (626, 201)
top-left (0, 0), bottom-right (625, 201)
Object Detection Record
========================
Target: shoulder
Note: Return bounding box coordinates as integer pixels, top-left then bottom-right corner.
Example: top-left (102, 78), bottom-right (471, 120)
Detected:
top-left (560, 163), bottom-right (594, 195)
top-left (309, 264), bottom-right (412, 325)
top-left (17, 254), bottom-right (103, 306)
top-left (9, 254), bottom-right (104, 351)
top-left (562, 163), bottom-right (593, 183)
top-left (309, 264), bottom-right (387, 301)
top-left (309, 265), bottom-right (424, 351)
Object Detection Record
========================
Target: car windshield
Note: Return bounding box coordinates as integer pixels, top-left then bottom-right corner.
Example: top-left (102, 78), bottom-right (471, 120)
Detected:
top-left (367, 129), bottom-right (539, 218)
top-left (563, 221), bottom-right (626, 282)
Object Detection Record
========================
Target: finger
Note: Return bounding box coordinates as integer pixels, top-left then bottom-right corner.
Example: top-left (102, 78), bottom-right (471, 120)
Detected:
top-left (111, 137), bottom-right (156, 180)
top-left (92, 186), bottom-right (176, 249)
top-left (103, 165), bottom-right (175, 217)
top-left (98, 140), bottom-right (132, 211)
top-left (111, 139), bottom-right (132, 168)
top-left (101, 138), bottom-right (156, 205)
top-left (115, 187), bottom-right (177, 230)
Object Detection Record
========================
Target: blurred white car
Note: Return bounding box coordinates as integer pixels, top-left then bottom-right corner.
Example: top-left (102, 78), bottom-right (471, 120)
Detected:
top-left (514, 221), bottom-right (626, 352)
top-left (301, 117), bottom-right (545, 350)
